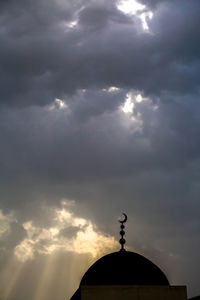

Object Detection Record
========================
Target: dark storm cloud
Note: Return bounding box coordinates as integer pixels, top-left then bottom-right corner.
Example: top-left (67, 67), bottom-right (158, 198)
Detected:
top-left (1, 91), bottom-right (200, 186)
top-left (1, 89), bottom-right (200, 234)
top-left (0, 0), bottom-right (200, 106)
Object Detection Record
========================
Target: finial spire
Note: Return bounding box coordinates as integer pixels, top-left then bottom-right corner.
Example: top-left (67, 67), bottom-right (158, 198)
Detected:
top-left (118, 213), bottom-right (127, 251)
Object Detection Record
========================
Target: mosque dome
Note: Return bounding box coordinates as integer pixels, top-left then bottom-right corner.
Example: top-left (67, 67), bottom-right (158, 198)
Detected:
top-left (70, 214), bottom-right (169, 300)
top-left (80, 250), bottom-right (169, 286)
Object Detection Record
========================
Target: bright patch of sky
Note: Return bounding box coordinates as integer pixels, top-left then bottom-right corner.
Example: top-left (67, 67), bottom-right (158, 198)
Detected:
top-left (121, 91), bottom-right (149, 113)
top-left (48, 98), bottom-right (67, 111)
top-left (117, 0), bottom-right (145, 15)
top-left (140, 11), bottom-right (153, 30)
top-left (136, 93), bottom-right (150, 103)
top-left (136, 94), bottom-right (143, 102)
top-left (121, 93), bottom-right (134, 113)
top-left (65, 19), bottom-right (78, 29)
top-left (102, 86), bottom-right (121, 93)
top-left (117, 0), bottom-right (153, 31)
top-left (13, 202), bottom-right (118, 262)
top-left (120, 91), bottom-right (155, 132)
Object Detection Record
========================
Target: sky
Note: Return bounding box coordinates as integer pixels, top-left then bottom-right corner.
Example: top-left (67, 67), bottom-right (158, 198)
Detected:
top-left (0, 0), bottom-right (200, 299)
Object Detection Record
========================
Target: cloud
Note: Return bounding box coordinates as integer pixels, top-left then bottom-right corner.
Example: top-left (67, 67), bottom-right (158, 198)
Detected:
top-left (0, 0), bottom-right (199, 107)
top-left (0, 203), bottom-right (118, 300)
top-left (0, 0), bottom-right (200, 299)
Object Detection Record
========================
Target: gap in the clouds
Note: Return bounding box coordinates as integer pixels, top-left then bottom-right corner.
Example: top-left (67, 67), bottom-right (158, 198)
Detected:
top-left (117, 0), bottom-right (145, 15)
top-left (121, 92), bottom-right (135, 113)
top-left (120, 90), bottom-right (154, 132)
top-left (117, 0), bottom-right (153, 31)
top-left (48, 98), bottom-right (68, 111)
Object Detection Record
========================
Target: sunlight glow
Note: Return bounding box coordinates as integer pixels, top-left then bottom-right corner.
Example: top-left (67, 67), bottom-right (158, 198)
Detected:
top-left (48, 98), bottom-right (67, 111)
top-left (74, 224), bottom-right (117, 257)
top-left (119, 90), bottom-right (153, 132)
top-left (14, 203), bottom-right (118, 262)
top-left (117, 0), bottom-right (153, 31)
top-left (121, 93), bottom-right (134, 113)
top-left (50, 227), bottom-right (59, 236)
top-left (103, 86), bottom-right (121, 93)
top-left (136, 93), bottom-right (150, 103)
top-left (55, 98), bottom-right (67, 109)
top-left (33, 255), bottom-right (56, 300)
top-left (15, 239), bottom-right (34, 261)
top-left (117, 0), bottom-right (145, 15)
top-left (0, 205), bottom-right (118, 299)
top-left (140, 11), bottom-right (153, 30)
top-left (121, 91), bottom-right (151, 114)
top-left (0, 258), bottom-right (24, 300)
top-left (136, 94), bottom-right (143, 102)
top-left (63, 18), bottom-right (78, 31)
top-left (67, 20), bottom-right (78, 28)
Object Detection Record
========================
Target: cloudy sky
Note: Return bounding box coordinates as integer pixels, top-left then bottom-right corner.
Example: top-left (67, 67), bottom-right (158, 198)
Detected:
top-left (0, 0), bottom-right (200, 299)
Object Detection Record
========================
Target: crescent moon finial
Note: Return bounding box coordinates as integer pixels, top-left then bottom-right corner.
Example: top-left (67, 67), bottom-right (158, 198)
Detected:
top-left (118, 213), bottom-right (127, 251)
top-left (119, 213), bottom-right (128, 224)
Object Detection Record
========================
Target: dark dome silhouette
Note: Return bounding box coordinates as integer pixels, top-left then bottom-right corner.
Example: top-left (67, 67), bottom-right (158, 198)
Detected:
top-left (70, 215), bottom-right (170, 300)
top-left (80, 250), bottom-right (169, 286)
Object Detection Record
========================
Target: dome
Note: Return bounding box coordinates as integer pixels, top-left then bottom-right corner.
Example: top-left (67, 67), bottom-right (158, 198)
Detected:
top-left (70, 288), bottom-right (80, 300)
top-left (80, 250), bottom-right (169, 286)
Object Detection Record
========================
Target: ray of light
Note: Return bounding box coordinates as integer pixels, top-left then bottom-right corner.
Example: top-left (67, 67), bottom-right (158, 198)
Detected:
top-left (33, 254), bottom-right (56, 300)
top-left (0, 257), bottom-right (24, 300)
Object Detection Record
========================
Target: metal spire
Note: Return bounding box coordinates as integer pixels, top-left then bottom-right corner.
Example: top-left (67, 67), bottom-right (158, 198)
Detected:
top-left (119, 213), bottom-right (127, 251)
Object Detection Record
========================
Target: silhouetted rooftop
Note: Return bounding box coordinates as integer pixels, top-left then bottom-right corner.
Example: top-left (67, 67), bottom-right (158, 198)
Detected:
top-left (81, 250), bottom-right (169, 286)
top-left (70, 250), bottom-right (169, 299)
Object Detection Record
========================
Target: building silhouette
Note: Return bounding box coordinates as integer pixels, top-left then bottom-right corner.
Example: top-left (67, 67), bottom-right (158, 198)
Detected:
top-left (70, 214), bottom-right (187, 300)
